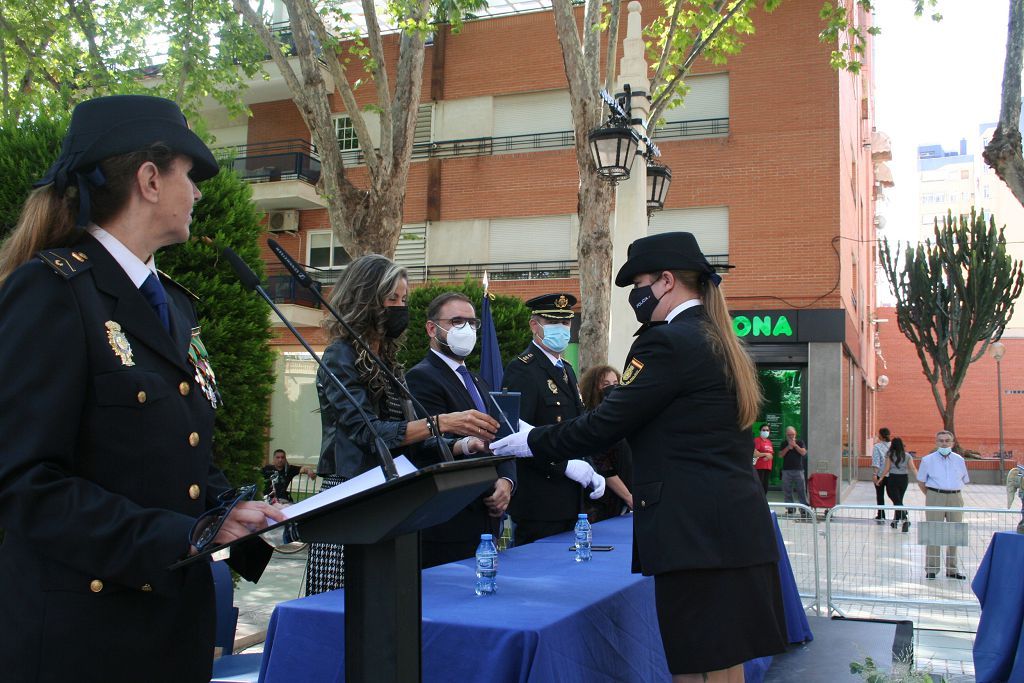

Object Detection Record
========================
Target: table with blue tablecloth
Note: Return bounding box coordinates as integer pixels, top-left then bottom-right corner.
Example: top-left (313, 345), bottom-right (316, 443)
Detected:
top-left (973, 531), bottom-right (1024, 683)
top-left (258, 514), bottom-right (809, 682)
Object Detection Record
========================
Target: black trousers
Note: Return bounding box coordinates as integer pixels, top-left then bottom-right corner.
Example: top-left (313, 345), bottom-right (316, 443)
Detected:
top-left (885, 474), bottom-right (909, 520)
top-left (874, 476), bottom-right (888, 517)
top-left (514, 519), bottom-right (575, 546)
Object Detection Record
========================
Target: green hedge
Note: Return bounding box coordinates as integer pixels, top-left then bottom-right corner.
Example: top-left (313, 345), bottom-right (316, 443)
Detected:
top-left (0, 114), bottom-right (67, 241)
top-left (397, 278), bottom-right (533, 374)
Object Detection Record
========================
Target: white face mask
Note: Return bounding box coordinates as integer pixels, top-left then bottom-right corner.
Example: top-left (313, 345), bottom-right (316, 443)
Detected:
top-left (439, 323), bottom-right (477, 358)
top-left (760, 430), bottom-right (770, 438)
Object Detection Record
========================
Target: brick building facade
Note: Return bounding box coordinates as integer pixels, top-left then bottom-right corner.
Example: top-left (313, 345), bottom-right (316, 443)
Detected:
top-left (197, 0), bottom-right (883, 497)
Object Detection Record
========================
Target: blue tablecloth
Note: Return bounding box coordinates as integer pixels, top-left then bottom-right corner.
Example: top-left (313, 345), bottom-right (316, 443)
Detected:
top-left (973, 531), bottom-right (1024, 683)
top-left (259, 514), bottom-right (809, 682)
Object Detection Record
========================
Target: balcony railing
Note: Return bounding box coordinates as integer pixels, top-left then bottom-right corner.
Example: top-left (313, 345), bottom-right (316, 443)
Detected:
top-left (294, 254), bottom-right (729, 290)
top-left (265, 263), bottom-right (322, 307)
top-left (220, 139), bottom-right (322, 184)
top-left (335, 118), bottom-right (729, 166)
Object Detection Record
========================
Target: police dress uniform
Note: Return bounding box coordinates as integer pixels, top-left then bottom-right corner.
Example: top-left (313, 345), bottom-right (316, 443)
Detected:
top-left (524, 235), bottom-right (786, 674)
top-left (503, 293), bottom-right (588, 545)
top-left (0, 96), bottom-right (271, 683)
top-left (0, 234), bottom-right (272, 682)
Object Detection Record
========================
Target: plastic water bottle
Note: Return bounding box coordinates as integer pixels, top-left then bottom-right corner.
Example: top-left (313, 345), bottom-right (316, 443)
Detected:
top-left (574, 514), bottom-right (592, 562)
top-left (475, 533), bottom-right (498, 596)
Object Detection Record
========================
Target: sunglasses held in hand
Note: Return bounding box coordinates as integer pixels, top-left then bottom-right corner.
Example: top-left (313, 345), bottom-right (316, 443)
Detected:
top-left (189, 484), bottom-right (258, 552)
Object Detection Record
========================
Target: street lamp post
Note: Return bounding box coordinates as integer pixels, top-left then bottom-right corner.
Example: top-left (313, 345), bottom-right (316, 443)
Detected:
top-left (991, 341), bottom-right (1006, 479)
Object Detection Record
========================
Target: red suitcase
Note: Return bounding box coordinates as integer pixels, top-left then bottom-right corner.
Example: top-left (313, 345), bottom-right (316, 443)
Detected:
top-left (808, 472), bottom-right (838, 510)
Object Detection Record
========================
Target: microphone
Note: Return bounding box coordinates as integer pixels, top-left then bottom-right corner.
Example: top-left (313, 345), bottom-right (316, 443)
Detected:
top-left (221, 246), bottom-right (399, 480)
top-left (267, 239), bottom-right (457, 463)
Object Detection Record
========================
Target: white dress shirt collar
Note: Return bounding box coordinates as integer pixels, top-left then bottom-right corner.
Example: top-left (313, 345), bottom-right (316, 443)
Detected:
top-left (532, 340), bottom-right (563, 366)
top-left (665, 298), bottom-right (702, 323)
top-left (87, 224), bottom-right (157, 288)
top-left (430, 347), bottom-right (465, 375)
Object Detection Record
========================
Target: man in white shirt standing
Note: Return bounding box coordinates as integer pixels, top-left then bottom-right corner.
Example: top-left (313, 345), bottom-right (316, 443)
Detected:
top-left (916, 430), bottom-right (970, 580)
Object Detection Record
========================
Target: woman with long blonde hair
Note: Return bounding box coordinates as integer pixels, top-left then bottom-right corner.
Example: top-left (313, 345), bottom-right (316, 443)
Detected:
top-left (494, 232), bottom-right (785, 683)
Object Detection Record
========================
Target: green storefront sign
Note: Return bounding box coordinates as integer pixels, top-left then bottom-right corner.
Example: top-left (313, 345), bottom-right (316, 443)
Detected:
top-left (732, 313), bottom-right (795, 339)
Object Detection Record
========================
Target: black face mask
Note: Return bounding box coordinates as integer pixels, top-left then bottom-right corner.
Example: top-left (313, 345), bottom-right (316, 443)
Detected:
top-left (628, 284), bottom-right (661, 323)
top-left (382, 306), bottom-right (409, 339)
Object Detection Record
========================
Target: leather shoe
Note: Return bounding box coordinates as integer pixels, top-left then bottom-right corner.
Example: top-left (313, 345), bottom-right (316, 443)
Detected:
top-left (902, 521), bottom-right (910, 533)
top-left (925, 572), bottom-right (936, 579)
top-left (946, 572), bottom-right (966, 580)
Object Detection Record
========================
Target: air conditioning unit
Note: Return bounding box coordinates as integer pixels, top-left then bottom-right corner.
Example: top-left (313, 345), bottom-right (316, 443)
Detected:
top-left (268, 210), bottom-right (299, 233)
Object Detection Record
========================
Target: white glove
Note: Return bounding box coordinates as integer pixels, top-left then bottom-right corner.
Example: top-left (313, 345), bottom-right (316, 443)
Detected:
top-left (490, 423), bottom-right (535, 457)
top-left (564, 460), bottom-right (606, 500)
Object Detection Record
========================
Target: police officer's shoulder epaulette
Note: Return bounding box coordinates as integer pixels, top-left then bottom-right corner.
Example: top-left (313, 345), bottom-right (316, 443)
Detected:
top-left (517, 351), bottom-right (535, 364)
top-left (158, 270), bottom-right (200, 302)
top-left (36, 248), bottom-right (92, 279)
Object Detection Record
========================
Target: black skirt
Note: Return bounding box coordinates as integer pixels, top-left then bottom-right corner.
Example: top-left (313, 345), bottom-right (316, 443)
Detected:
top-left (654, 562), bottom-right (787, 674)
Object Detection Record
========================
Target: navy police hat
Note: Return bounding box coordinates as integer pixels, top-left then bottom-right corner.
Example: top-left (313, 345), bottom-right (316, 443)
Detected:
top-left (614, 231), bottom-right (732, 287)
top-left (35, 95), bottom-right (218, 224)
top-left (525, 293), bottom-right (577, 320)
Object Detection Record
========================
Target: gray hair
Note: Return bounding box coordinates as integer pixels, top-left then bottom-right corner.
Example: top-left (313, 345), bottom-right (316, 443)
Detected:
top-left (936, 430), bottom-right (954, 440)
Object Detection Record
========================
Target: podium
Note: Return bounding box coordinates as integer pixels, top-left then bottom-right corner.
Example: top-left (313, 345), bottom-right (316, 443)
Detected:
top-left (179, 455), bottom-right (511, 683)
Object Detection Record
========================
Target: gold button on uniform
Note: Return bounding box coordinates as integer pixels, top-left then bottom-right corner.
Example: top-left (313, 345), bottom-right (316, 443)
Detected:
top-left (188, 432), bottom-right (200, 447)
top-left (179, 381), bottom-right (190, 396)
top-left (188, 484), bottom-right (201, 500)
top-left (137, 391), bottom-right (147, 404)
top-left (90, 579), bottom-right (104, 593)
top-left (640, 500), bottom-right (647, 509)
top-left (141, 584), bottom-right (153, 592)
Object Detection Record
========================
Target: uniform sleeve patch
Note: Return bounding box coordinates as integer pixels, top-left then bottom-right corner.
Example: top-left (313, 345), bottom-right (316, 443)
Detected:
top-left (621, 357), bottom-right (644, 385)
top-left (517, 352), bottom-right (534, 364)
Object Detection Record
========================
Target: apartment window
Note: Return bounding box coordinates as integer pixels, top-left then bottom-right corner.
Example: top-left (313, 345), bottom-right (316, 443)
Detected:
top-left (335, 116), bottom-right (359, 151)
top-left (395, 224), bottom-right (427, 281)
top-left (413, 104), bottom-right (433, 146)
top-left (308, 230), bottom-right (352, 269)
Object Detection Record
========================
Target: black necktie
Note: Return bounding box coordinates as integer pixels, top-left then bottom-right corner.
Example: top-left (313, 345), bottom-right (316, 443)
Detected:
top-left (140, 272), bottom-right (170, 332)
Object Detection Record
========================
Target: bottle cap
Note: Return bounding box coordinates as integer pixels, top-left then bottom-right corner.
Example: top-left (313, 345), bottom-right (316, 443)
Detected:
top-left (480, 533), bottom-right (493, 540)
top-left (578, 513), bottom-right (588, 519)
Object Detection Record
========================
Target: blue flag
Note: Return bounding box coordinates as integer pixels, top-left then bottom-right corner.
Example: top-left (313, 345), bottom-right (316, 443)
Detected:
top-left (480, 284), bottom-right (504, 390)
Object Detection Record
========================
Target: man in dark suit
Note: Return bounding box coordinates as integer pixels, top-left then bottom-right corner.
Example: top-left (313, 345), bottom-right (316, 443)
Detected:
top-left (0, 95), bottom-right (280, 683)
top-left (406, 292), bottom-right (517, 567)
top-left (502, 292), bottom-right (604, 545)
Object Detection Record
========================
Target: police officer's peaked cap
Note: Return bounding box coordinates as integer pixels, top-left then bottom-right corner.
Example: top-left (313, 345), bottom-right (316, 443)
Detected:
top-left (614, 231), bottom-right (733, 287)
top-left (525, 293), bottom-right (577, 320)
top-left (36, 95), bottom-right (219, 193)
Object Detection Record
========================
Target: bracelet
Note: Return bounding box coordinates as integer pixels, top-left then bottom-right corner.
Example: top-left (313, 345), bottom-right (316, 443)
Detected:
top-left (426, 417), bottom-right (436, 437)
top-left (435, 414), bottom-right (442, 434)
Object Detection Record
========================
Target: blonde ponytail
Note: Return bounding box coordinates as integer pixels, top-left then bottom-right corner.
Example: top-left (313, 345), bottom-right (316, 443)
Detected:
top-left (0, 186), bottom-right (78, 287)
top-left (674, 270), bottom-right (762, 429)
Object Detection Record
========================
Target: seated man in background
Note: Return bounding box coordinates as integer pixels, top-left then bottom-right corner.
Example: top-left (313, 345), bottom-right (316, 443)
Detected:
top-left (261, 448), bottom-right (316, 503)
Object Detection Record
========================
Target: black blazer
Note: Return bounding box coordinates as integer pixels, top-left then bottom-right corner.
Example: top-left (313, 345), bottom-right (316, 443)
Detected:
top-left (502, 343), bottom-right (588, 522)
top-left (528, 306), bottom-right (778, 576)
top-left (405, 350), bottom-right (517, 543)
top-left (0, 233), bottom-right (270, 682)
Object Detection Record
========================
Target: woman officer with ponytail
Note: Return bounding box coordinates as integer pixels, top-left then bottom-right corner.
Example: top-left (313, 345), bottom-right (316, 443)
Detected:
top-left (493, 232), bottom-right (786, 682)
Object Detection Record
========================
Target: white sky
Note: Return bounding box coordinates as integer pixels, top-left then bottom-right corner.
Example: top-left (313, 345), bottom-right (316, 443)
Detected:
top-left (873, 0), bottom-right (1011, 244)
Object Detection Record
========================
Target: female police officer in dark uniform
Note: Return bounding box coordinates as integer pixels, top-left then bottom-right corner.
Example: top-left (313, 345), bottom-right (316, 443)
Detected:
top-left (0, 95), bottom-right (283, 682)
top-left (494, 232), bottom-right (786, 682)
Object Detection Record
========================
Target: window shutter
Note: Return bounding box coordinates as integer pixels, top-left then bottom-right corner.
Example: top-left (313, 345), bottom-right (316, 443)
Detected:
top-left (489, 215), bottom-right (572, 261)
top-left (395, 225), bottom-right (427, 281)
top-left (493, 91), bottom-right (573, 137)
top-left (648, 207), bottom-right (729, 257)
top-left (663, 73), bottom-right (729, 121)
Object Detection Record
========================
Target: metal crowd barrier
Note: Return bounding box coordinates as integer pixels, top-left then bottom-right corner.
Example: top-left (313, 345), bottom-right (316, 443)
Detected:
top-left (286, 473), bottom-right (320, 503)
top-left (769, 502), bottom-right (1019, 633)
top-left (768, 502), bottom-right (823, 615)
top-left (822, 504), bottom-right (1018, 632)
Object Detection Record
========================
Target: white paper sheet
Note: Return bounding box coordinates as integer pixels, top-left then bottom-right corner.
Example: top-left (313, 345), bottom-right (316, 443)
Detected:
top-left (277, 455), bottom-right (419, 521)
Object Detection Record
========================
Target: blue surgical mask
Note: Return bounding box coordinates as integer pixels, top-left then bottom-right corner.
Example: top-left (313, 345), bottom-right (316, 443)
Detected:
top-left (937, 446), bottom-right (952, 457)
top-left (542, 324), bottom-right (570, 353)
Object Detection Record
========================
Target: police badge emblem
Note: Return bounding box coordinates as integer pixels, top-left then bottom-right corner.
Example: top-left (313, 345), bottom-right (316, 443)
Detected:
top-left (547, 379), bottom-right (559, 394)
top-left (555, 294), bottom-right (569, 309)
top-left (105, 321), bottom-right (135, 366)
top-left (621, 357), bottom-right (644, 385)
top-left (188, 327), bottom-right (221, 409)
